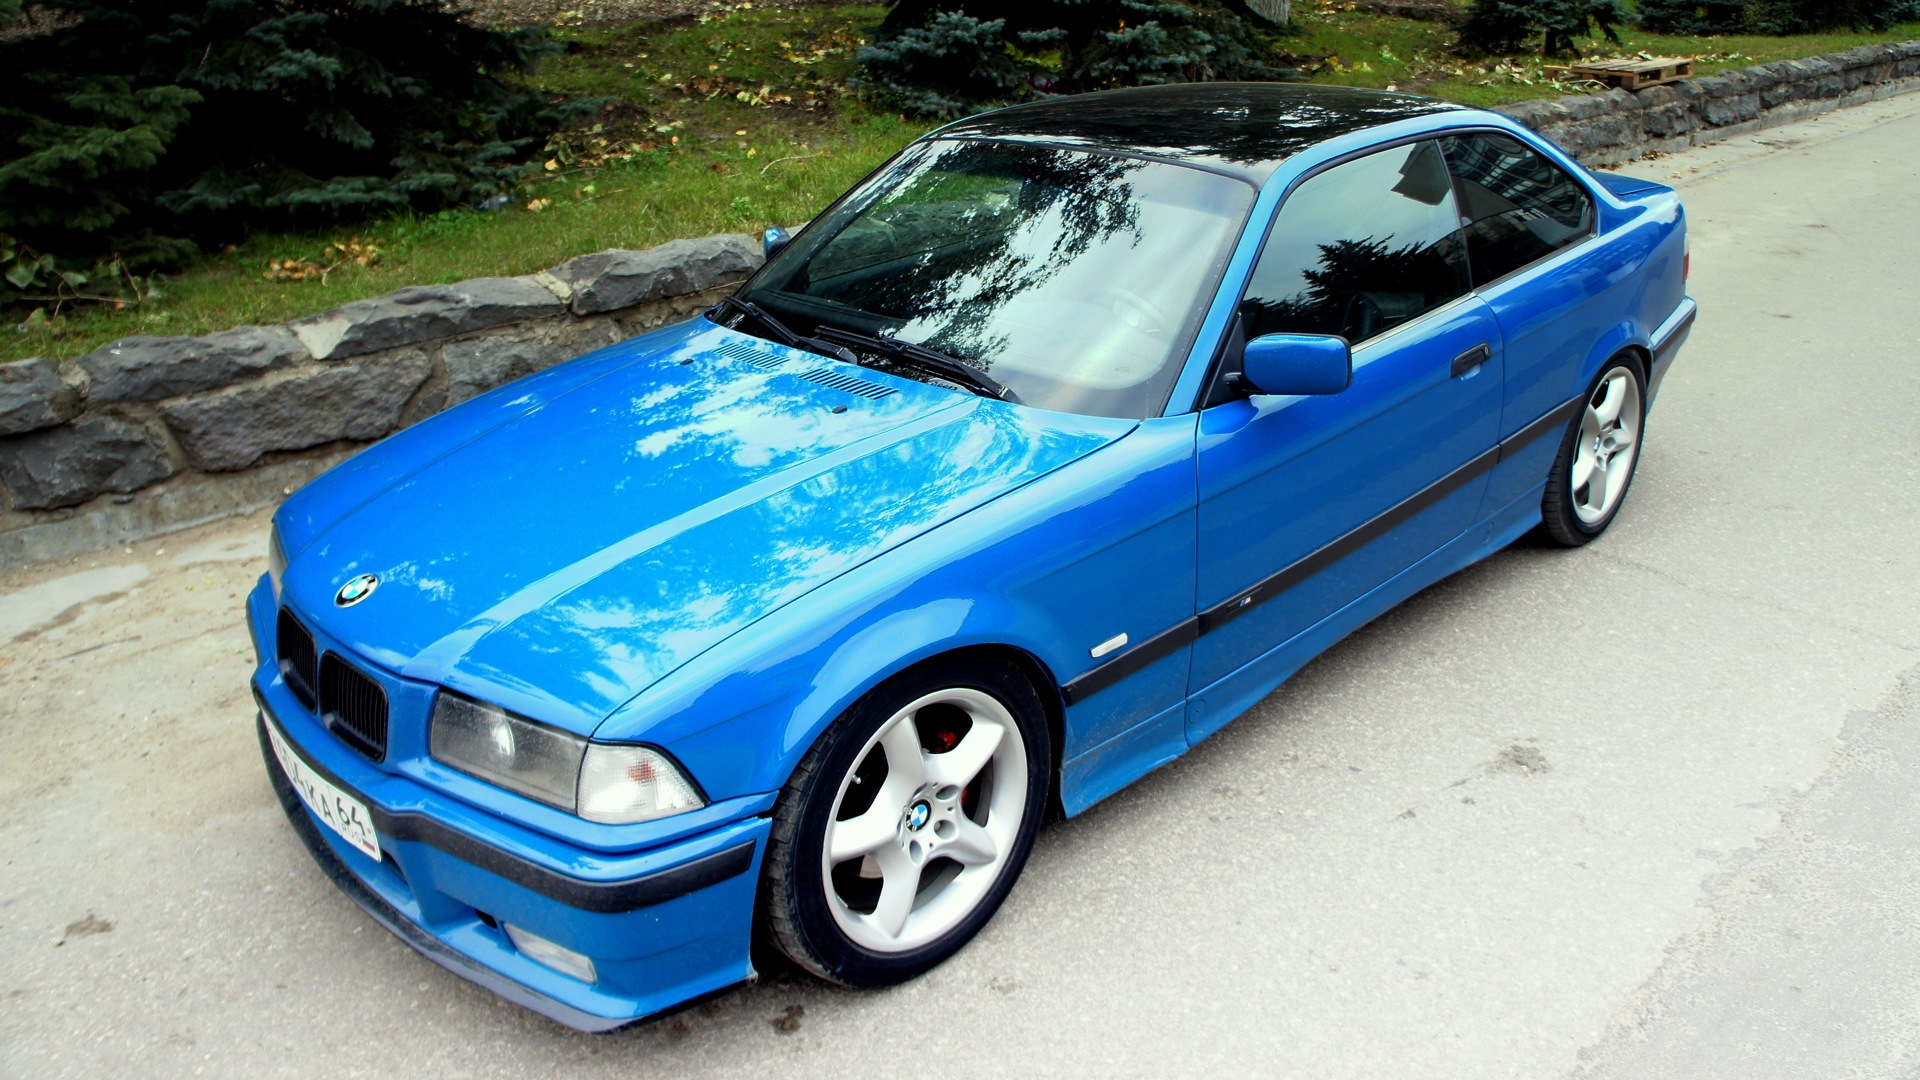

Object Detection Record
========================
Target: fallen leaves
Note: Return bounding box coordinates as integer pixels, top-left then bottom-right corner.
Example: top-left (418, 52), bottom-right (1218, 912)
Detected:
top-left (666, 73), bottom-right (823, 108)
top-left (543, 123), bottom-right (664, 171)
top-left (263, 237), bottom-right (381, 284)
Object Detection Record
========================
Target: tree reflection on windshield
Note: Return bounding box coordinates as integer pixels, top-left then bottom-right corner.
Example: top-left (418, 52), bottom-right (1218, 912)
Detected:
top-left (735, 139), bottom-right (1253, 419)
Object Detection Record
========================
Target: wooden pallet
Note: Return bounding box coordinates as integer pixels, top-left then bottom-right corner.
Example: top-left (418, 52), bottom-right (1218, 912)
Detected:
top-left (1545, 56), bottom-right (1695, 90)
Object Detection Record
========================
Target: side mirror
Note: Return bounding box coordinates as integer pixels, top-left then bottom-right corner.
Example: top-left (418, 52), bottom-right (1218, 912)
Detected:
top-left (1238, 333), bottom-right (1352, 396)
top-left (763, 226), bottom-right (792, 260)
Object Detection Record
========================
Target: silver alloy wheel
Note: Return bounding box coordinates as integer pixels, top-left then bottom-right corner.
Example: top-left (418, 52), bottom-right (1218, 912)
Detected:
top-left (821, 687), bottom-right (1028, 953)
top-left (1571, 367), bottom-right (1643, 525)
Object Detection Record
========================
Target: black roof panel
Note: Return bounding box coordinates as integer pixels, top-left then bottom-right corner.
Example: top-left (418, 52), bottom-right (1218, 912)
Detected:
top-left (935, 82), bottom-right (1467, 184)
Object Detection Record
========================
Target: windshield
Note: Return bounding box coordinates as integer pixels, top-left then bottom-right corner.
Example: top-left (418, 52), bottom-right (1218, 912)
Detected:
top-left (729, 139), bottom-right (1256, 419)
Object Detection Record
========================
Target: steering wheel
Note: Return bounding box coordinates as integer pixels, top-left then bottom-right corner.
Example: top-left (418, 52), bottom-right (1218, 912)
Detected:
top-left (1095, 285), bottom-right (1172, 336)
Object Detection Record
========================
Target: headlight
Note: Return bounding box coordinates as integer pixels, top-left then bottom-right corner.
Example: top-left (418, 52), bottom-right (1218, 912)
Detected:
top-left (267, 525), bottom-right (288, 599)
top-left (429, 692), bottom-right (705, 824)
top-left (431, 693), bottom-right (584, 808)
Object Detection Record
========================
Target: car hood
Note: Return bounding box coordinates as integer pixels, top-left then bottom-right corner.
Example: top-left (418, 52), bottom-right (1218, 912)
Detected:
top-left (283, 321), bottom-right (1133, 734)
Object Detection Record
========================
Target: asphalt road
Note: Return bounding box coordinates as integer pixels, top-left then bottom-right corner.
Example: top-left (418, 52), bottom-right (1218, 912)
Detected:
top-left (4, 93), bottom-right (1919, 1079)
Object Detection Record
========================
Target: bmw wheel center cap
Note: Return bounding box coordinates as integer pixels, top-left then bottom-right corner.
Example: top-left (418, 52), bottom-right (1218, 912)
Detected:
top-left (335, 573), bottom-right (380, 607)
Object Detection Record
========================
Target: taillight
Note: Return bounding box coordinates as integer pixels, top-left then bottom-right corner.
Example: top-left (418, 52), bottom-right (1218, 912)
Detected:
top-left (1683, 240), bottom-right (1690, 283)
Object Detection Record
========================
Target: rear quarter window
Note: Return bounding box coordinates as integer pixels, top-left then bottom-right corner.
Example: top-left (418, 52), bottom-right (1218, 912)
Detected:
top-left (1439, 132), bottom-right (1594, 286)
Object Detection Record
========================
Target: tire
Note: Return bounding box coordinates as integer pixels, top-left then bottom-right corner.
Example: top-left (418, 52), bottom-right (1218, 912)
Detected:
top-left (762, 658), bottom-right (1051, 987)
top-left (1541, 354), bottom-right (1647, 547)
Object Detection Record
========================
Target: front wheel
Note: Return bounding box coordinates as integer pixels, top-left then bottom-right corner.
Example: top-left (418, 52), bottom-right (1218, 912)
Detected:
top-left (762, 660), bottom-right (1051, 987)
top-left (1541, 355), bottom-right (1647, 547)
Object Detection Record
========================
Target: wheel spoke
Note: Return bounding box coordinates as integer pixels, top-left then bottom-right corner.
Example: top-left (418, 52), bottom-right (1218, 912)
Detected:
top-left (877, 715), bottom-right (927, 793)
top-left (868, 846), bottom-right (920, 939)
top-left (943, 818), bottom-right (1000, 867)
top-left (1573, 453), bottom-right (1603, 505)
top-left (924, 718), bottom-right (1005, 789)
top-left (1574, 453), bottom-right (1605, 511)
top-left (1592, 373), bottom-right (1626, 426)
top-left (1602, 453), bottom-right (1629, 510)
top-left (828, 804), bottom-right (896, 863)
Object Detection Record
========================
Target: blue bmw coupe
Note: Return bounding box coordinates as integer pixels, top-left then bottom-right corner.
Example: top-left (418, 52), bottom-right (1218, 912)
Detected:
top-left (250, 83), bottom-right (1695, 1030)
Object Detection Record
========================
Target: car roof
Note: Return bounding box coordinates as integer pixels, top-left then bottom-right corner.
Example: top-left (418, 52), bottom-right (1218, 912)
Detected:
top-left (932, 82), bottom-right (1469, 185)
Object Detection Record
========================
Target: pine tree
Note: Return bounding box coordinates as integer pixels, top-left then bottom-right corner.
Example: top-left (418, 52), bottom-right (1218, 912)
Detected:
top-left (1637, 0), bottom-right (1915, 33)
top-left (1632, 0), bottom-right (1745, 34)
top-left (0, 0), bottom-right (576, 288)
top-left (855, 0), bottom-right (1295, 117)
top-left (1461, 0), bottom-right (1625, 56)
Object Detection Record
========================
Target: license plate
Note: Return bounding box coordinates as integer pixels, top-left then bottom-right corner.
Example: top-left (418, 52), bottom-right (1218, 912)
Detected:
top-left (267, 719), bottom-right (382, 862)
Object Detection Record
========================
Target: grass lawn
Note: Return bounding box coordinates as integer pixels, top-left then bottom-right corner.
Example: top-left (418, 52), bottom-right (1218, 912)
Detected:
top-left (6, 1), bottom-right (1915, 362)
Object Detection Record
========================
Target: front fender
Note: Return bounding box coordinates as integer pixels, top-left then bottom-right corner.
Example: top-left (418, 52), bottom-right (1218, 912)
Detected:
top-left (596, 414), bottom-right (1201, 804)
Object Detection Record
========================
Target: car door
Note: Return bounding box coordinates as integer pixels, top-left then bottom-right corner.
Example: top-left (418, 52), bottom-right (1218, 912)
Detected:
top-left (1188, 139), bottom-right (1505, 743)
top-left (1434, 131), bottom-right (1616, 517)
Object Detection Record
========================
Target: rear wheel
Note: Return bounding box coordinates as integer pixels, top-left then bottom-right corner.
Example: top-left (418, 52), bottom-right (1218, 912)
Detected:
top-left (763, 659), bottom-right (1050, 986)
top-left (1542, 355), bottom-right (1646, 547)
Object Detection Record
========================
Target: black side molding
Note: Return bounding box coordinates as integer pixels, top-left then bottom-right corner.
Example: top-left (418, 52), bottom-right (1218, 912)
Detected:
top-left (1061, 619), bottom-right (1197, 705)
top-left (1062, 393), bottom-right (1586, 703)
top-left (1197, 443), bottom-right (1503, 640)
top-left (255, 706), bottom-right (754, 915)
top-left (1496, 396), bottom-right (1584, 463)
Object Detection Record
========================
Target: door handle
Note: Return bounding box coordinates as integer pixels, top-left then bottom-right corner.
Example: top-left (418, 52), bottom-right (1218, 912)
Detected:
top-left (1451, 343), bottom-right (1492, 378)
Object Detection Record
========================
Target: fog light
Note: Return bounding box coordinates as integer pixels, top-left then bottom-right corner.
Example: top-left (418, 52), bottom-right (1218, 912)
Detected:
top-left (503, 923), bottom-right (597, 984)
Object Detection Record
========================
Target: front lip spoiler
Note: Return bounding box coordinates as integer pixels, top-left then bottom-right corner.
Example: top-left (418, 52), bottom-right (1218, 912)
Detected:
top-left (259, 715), bottom-right (634, 1031)
top-left (257, 714), bottom-right (749, 1033)
top-left (253, 691), bottom-right (753, 913)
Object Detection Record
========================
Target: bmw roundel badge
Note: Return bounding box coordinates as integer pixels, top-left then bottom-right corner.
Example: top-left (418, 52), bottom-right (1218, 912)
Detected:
top-left (335, 573), bottom-right (380, 607)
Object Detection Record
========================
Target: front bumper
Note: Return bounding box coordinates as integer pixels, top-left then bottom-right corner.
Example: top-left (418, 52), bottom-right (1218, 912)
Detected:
top-left (256, 694), bottom-right (769, 1032)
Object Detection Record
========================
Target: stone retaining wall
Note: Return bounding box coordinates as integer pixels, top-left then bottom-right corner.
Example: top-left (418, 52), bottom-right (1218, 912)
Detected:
top-left (3, 39), bottom-right (1917, 567)
top-left (1494, 40), bottom-right (1920, 166)
top-left (0, 234), bottom-right (761, 566)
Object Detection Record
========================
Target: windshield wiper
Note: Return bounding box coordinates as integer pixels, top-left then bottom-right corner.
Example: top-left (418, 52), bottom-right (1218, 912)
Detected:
top-left (712, 295), bottom-right (854, 363)
top-left (810, 326), bottom-right (1016, 402)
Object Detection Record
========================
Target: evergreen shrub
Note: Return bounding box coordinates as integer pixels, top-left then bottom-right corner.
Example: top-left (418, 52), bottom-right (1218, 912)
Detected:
top-left (1460, 0), bottom-right (1626, 55)
top-left (854, 0), bottom-right (1297, 117)
top-left (1636, 0), bottom-right (1918, 33)
top-left (0, 0), bottom-right (578, 309)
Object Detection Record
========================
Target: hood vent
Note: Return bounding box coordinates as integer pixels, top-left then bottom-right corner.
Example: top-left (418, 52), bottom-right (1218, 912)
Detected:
top-left (799, 367), bottom-right (896, 400)
top-left (717, 340), bottom-right (789, 370)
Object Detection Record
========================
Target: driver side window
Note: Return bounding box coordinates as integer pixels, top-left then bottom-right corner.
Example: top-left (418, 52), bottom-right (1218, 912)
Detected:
top-left (1239, 140), bottom-right (1471, 347)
